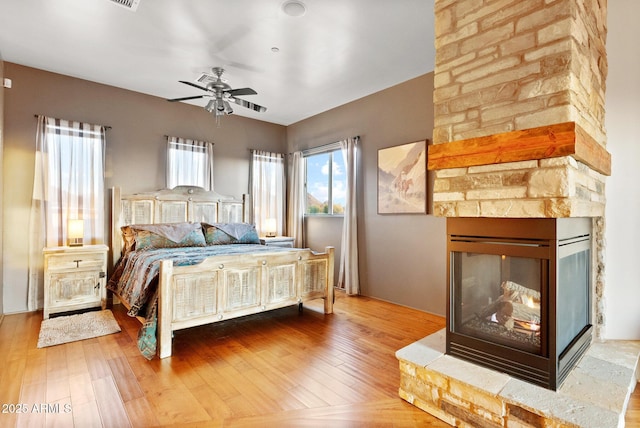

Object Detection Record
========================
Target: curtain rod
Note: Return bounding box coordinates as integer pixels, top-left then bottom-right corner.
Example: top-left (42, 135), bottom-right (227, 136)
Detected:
top-left (248, 148), bottom-right (286, 154)
top-left (164, 135), bottom-right (213, 145)
top-left (34, 114), bottom-right (112, 129)
top-left (300, 135), bottom-right (360, 156)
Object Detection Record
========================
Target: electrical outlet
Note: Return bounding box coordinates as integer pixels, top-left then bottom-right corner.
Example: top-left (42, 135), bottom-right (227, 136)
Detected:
top-left (3, 78), bottom-right (11, 89)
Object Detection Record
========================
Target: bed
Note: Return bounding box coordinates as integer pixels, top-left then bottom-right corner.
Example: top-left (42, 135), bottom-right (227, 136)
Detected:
top-left (108, 186), bottom-right (334, 359)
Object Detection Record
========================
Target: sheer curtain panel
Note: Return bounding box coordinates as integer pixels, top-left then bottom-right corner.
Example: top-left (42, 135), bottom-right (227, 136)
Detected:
top-left (250, 150), bottom-right (285, 236)
top-left (28, 115), bottom-right (106, 310)
top-left (339, 137), bottom-right (360, 295)
top-left (287, 151), bottom-right (305, 247)
top-left (166, 136), bottom-right (214, 190)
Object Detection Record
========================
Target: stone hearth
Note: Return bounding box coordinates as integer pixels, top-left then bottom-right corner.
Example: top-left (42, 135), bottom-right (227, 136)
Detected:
top-left (397, 330), bottom-right (640, 428)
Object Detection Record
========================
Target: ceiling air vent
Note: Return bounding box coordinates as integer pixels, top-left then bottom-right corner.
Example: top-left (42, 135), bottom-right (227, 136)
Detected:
top-left (108, 0), bottom-right (141, 11)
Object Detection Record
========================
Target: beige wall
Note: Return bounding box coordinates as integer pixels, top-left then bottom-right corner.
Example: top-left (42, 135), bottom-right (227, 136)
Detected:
top-left (2, 63), bottom-right (286, 314)
top-left (2, 64), bottom-right (447, 317)
top-left (603, 0), bottom-right (640, 339)
top-left (287, 74), bottom-right (446, 316)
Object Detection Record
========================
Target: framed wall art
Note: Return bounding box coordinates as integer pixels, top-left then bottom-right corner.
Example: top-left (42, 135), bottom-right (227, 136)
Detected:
top-left (377, 140), bottom-right (427, 214)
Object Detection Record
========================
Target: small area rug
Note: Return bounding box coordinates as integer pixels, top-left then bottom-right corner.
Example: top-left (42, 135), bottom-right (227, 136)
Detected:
top-left (37, 310), bottom-right (121, 348)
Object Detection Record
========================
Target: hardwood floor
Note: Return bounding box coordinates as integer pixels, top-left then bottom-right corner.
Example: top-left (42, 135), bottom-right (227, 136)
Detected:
top-left (0, 291), bottom-right (638, 427)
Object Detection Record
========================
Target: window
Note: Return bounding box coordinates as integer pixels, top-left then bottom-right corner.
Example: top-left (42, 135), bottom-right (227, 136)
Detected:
top-left (34, 116), bottom-right (106, 246)
top-left (250, 150), bottom-right (285, 236)
top-left (305, 147), bottom-right (346, 215)
top-left (166, 136), bottom-right (214, 190)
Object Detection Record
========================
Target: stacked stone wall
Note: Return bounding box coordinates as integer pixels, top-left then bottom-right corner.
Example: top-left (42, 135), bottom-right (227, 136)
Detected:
top-left (433, 0), bottom-right (607, 148)
top-left (433, 156), bottom-right (606, 217)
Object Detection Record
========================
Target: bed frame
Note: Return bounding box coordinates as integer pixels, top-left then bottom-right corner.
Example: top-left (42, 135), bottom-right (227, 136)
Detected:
top-left (111, 186), bottom-right (334, 358)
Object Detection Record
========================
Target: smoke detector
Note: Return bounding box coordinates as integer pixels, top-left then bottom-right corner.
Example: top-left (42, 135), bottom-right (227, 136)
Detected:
top-left (282, 1), bottom-right (306, 17)
top-left (108, 0), bottom-right (141, 11)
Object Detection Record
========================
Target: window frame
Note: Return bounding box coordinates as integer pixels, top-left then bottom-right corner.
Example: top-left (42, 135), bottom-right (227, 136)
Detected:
top-left (303, 143), bottom-right (345, 216)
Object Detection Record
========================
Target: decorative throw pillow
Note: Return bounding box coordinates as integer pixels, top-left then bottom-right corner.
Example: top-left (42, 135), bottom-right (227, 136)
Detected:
top-left (134, 229), bottom-right (206, 250)
top-left (121, 225), bottom-right (137, 255)
top-left (202, 223), bottom-right (261, 245)
top-left (125, 222), bottom-right (207, 251)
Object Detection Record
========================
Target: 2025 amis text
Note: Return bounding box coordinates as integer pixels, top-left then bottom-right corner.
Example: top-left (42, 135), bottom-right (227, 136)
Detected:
top-left (2, 403), bottom-right (72, 414)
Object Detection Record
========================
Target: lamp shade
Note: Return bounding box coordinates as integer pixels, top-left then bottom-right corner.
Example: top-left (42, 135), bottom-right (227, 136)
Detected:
top-left (264, 218), bottom-right (277, 237)
top-left (68, 219), bottom-right (84, 246)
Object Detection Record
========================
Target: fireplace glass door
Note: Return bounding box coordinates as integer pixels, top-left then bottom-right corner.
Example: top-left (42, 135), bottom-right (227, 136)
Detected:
top-left (446, 217), bottom-right (592, 390)
top-left (451, 252), bottom-right (545, 355)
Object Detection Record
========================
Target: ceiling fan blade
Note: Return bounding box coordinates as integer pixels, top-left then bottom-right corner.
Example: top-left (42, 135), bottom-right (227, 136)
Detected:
top-left (179, 80), bottom-right (212, 92)
top-left (167, 95), bottom-right (207, 102)
top-left (230, 97), bottom-right (267, 112)
top-left (227, 87), bottom-right (257, 96)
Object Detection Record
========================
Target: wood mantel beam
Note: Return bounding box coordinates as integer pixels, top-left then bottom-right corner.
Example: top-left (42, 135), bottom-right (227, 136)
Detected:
top-left (427, 122), bottom-right (611, 176)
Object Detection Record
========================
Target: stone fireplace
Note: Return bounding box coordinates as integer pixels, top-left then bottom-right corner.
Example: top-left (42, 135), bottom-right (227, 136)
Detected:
top-left (394, 1), bottom-right (637, 426)
top-left (427, 0), bottom-right (612, 349)
top-left (426, 0), bottom-right (612, 386)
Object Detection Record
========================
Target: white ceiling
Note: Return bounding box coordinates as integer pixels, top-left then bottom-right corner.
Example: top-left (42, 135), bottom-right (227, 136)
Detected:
top-left (0, 0), bottom-right (435, 126)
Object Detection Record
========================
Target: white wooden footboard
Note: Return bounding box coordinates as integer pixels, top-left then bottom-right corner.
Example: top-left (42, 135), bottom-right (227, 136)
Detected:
top-left (157, 246), bottom-right (334, 358)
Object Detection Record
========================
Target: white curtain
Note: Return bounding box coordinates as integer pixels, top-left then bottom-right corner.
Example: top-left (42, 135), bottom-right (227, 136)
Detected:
top-left (287, 151), bottom-right (305, 248)
top-left (27, 115), bottom-right (106, 310)
top-left (338, 137), bottom-right (360, 295)
top-left (250, 150), bottom-right (285, 236)
top-left (166, 136), bottom-right (214, 190)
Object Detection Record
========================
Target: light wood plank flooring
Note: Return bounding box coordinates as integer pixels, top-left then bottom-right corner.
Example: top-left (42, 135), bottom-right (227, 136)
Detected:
top-left (0, 291), bottom-right (638, 427)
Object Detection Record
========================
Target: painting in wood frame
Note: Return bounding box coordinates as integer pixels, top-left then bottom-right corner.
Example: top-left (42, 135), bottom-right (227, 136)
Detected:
top-left (377, 140), bottom-right (427, 214)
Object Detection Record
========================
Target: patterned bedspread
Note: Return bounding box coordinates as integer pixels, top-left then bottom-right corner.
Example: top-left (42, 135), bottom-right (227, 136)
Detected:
top-left (107, 244), bottom-right (292, 359)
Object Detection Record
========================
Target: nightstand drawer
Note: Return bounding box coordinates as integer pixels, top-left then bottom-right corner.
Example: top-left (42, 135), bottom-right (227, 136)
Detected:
top-left (46, 252), bottom-right (106, 271)
top-left (260, 236), bottom-right (295, 248)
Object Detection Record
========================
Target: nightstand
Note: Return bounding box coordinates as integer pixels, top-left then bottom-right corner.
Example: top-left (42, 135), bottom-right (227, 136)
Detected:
top-left (260, 236), bottom-right (295, 248)
top-left (43, 244), bottom-right (109, 319)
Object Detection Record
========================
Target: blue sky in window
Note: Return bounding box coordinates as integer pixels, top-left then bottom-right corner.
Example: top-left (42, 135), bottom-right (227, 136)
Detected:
top-left (332, 155), bottom-right (346, 207)
top-left (307, 152), bottom-right (346, 207)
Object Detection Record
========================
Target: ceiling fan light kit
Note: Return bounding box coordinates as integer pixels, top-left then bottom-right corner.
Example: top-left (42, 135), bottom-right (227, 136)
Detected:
top-left (204, 100), bottom-right (216, 113)
top-left (167, 67), bottom-right (265, 124)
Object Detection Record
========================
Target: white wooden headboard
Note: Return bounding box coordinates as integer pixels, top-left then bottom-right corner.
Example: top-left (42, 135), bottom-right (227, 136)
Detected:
top-left (111, 186), bottom-right (249, 265)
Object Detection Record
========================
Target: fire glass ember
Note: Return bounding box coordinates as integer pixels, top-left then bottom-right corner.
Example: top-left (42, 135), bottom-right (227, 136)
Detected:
top-left (446, 217), bottom-right (593, 390)
top-left (456, 255), bottom-right (542, 355)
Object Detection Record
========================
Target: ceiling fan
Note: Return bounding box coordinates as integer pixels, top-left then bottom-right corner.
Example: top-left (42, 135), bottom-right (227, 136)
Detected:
top-left (167, 67), bottom-right (267, 117)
